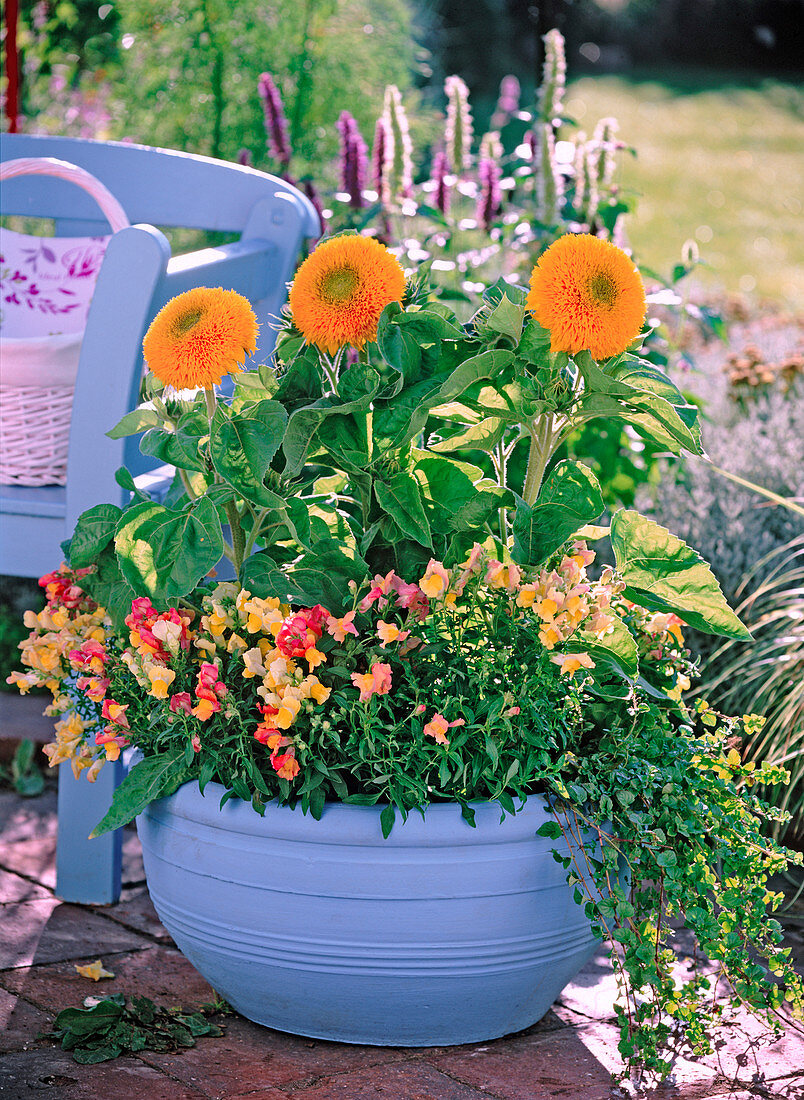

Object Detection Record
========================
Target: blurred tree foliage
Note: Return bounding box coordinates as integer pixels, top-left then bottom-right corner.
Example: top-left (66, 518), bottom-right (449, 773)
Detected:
top-left (14, 0), bottom-right (120, 114)
top-left (431, 0), bottom-right (804, 109)
top-left (12, 0), bottom-right (431, 173)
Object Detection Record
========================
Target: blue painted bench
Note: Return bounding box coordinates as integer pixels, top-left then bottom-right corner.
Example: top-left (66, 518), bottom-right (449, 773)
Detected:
top-left (0, 133), bottom-right (319, 903)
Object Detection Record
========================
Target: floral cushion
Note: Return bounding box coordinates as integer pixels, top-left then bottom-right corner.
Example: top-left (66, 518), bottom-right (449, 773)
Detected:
top-left (0, 228), bottom-right (109, 339)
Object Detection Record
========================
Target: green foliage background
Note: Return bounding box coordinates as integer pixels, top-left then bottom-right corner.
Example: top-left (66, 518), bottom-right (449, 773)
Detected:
top-left (16, 0), bottom-right (431, 173)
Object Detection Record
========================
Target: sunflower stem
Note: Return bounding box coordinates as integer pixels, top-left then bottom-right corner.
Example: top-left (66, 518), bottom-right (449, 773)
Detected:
top-left (522, 415), bottom-right (556, 505)
top-left (204, 387), bottom-right (246, 580)
top-left (320, 352), bottom-right (339, 392)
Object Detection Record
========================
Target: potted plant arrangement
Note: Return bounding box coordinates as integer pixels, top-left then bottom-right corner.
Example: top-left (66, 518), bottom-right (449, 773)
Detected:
top-left (10, 232), bottom-right (802, 1082)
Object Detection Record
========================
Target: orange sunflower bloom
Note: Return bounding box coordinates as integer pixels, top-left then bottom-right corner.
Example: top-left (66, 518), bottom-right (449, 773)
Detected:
top-left (142, 287), bottom-right (258, 390)
top-left (526, 234), bottom-right (645, 360)
top-left (289, 235), bottom-right (406, 354)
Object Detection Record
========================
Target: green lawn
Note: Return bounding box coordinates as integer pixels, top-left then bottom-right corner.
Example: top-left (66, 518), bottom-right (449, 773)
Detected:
top-left (564, 74), bottom-right (804, 309)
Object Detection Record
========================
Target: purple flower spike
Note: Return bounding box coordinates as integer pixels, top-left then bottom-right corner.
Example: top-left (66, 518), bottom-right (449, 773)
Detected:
top-left (237, 148), bottom-right (253, 167)
top-left (477, 156), bottom-right (502, 231)
top-left (302, 180), bottom-right (327, 237)
top-left (372, 117), bottom-right (390, 207)
top-left (338, 111), bottom-right (368, 210)
top-left (431, 150), bottom-right (451, 216)
top-left (258, 72), bottom-right (292, 170)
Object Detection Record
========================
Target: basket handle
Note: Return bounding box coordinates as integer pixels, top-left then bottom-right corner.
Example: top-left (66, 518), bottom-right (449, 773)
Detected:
top-left (0, 156), bottom-right (130, 233)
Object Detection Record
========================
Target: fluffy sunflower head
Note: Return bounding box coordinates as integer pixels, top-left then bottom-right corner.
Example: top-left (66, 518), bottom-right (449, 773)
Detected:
top-left (526, 234), bottom-right (646, 360)
top-left (289, 235), bottom-right (406, 354)
top-left (142, 287), bottom-right (259, 390)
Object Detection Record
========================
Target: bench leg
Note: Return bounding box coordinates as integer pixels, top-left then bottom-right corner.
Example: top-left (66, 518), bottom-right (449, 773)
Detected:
top-left (56, 759), bottom-right (123, 904)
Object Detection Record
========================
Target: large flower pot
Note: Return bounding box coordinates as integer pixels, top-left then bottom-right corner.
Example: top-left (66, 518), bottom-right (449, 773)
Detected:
top-left (137, 782), bottom-right (602, 1046)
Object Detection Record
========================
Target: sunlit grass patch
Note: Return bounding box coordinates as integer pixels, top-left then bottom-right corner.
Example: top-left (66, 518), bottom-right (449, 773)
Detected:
top-left (565, 74), bottom-right (804, 309)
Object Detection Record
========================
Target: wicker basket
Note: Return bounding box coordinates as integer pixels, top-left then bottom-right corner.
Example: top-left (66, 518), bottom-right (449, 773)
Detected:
top-left (0, 157), bottom-right (129, 487)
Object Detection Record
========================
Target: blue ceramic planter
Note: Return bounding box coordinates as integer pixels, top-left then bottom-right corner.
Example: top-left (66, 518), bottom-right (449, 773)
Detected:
top-left (137, 784), bottom-right (601, 1045)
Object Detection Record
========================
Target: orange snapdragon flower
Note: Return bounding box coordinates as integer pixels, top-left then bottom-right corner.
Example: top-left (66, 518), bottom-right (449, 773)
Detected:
top-left (351, 662), bottom-right (393, 703)
top-left (422, 712), bottom-right (465, 746)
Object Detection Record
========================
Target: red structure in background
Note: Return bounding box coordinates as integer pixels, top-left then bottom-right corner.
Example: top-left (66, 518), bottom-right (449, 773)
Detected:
top-left (4, 0), bottom-right (20, 132)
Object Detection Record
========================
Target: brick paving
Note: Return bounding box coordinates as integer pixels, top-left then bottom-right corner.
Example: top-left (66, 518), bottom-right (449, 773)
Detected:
top-left (1, 778), bottom-right (803, 1100)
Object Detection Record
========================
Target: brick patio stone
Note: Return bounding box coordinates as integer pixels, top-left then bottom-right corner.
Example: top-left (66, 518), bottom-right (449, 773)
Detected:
top-left (0, 987), bottom-right (52, 1055)
top-left (0, 944), bottom-right (212, 1015)
top-left (138, 1015), bottom-right (407, 1096)
top-left (90, 884), bottom-right (175, 944)
top-left (0, 1047), bottom-right (209, 1099)
top-left (265, 1058), bottom-right (502, 1099)
top-left (0, 868), bottom-right (52, 904)
top-left (0, 900), bottom-right (150, 970)
top-left (0, 788), bottom-right (57, 836)
top-left (431, 1024), bottom-right (614, 1099)
top-left (0, 836), bottom-right (59, 892)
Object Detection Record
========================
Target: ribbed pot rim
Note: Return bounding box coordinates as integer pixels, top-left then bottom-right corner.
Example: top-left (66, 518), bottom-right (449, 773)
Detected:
top-left (144, 780), bottom-right (556, 848)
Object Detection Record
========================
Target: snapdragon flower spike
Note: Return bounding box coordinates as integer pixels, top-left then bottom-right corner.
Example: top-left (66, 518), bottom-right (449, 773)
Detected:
top-left (169, 692), bottom-right (193, 715)
top-left (39, 566), bottom-right (93, 610)
top-left (76, 675), bottom-right (109, 702)
top-left (383, 85), bottom-right (413, 201)
top-left (372, 116), bottom-right (391, 207)
top-left (98, 699), bottom-right (130, 761)
top-left (538, 28), bottom-right (566, 125)
top-left (431, 150), bottom-right (451, 215)
top-left (444, 74), bottom-right (473, 172)
top-left (125, 600), bottom-right (191, 662)
top-left (193, 663), bottom-right (227, 721)
top-left (337, 111), bottom-right (367, 210)
top-left (351, 662), bottom-right (392, 703)
top-left (423, 712), bottom-right (465, 746)
top-left (477, 155), bottom-right (502, 230)
top-left (258, 72), bottom-right (292, 170)
top-left (69, 639), bottom-right (108, 675)
top-left (276, 605), bottom-right (329, 659)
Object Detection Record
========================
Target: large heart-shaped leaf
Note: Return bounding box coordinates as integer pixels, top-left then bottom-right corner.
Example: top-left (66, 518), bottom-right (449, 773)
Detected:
top-left (76, 544), bottom-right (137, 633)
top-left (288, 539), bottom-right (369, 612)
top-left (241, 550), bottom-right (293, 602)
top-left (106, 407), bottom-right (162, 440)
top-left (412, 452), bottom-right (512, 533)
top-left (576, 353), bottom-right (703, 456)
top-left (67, 503), bottom-right (124, 568)
top-left (210, 399), bottom-right (287, 506)
top-left (429, 417), bottom-right (507, 455)
top-left (114, 497), bottom-right (224, 603)
top-left (139, 407), bottom-right (210, 473)
top-left (512, 461), bottom-right (604, 566)
top-left (572, 618), bottom-right (640, 682)
top-left (375, 470), bottom-right (433, 548)
top-left (482, 292), bottom-right (525, 343)
top-left (283, 369), bottom-right (380, 476)
top-left (610, 510), bottom-right (750, 639)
